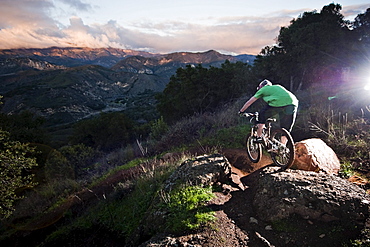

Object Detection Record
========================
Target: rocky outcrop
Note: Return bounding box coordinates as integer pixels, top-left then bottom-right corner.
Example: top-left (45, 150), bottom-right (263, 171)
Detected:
top-left (138, 154), bottom-right (370, 246)
top-left (163, 153), bottom-right (232, 191)
top-left (292, 138), bottom-right (341, 174)
top-left (165, 154), bottom-right (369, 226)
top-left (0, 57), bottom-right (65, 75)
top-left (252, 166), bottom-right (370, 224)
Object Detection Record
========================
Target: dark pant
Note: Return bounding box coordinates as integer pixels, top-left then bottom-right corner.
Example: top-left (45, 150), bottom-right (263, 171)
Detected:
top-left (257, 104), bottom-right (297, 132)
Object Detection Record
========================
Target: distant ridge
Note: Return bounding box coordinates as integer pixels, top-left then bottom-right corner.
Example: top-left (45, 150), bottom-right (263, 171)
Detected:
top-left (0, 47), bottom-right (255, 68)
top-left (0, 47), bottom-right (255, 127)
top-left (0, 47), bottom-right (157, 67)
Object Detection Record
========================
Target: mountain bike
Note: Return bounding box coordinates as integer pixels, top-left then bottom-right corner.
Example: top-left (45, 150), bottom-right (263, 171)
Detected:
top-left (242, 112), bottom-right (295, 170)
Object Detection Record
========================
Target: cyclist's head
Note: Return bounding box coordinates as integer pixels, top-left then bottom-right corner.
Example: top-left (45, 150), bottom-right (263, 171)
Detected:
top-left (257, 79), bottom-right (272, 90)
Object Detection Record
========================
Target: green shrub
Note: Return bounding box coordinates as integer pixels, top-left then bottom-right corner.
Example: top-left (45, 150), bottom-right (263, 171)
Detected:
top-left (149, 116), bottom-right (169, 141)
top-left (44, 149), bottom-right (75, 181)
top-left (0, 130), bottom-right (38, 219)
top-left (59, 144), bottom-right (100, 177)
top-left (339, 160), bottom-right (356, 178)
top-left (160, 186), bottom-right (216, 232)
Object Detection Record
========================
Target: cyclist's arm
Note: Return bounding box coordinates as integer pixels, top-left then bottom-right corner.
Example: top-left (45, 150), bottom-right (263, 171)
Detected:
top-left (239, 96), bottom-right (258, 112)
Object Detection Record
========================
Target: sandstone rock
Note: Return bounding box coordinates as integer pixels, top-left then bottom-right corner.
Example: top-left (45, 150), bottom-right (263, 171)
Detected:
top-left (252, 167), bottom-right (370, 225)
top-left (292, 138), bottom-right (340, 174)
top-left (163, 153), bottom-right (232, 191)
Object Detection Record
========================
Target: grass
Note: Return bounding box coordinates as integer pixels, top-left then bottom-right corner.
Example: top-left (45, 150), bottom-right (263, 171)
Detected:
top-left (42, 154), bottom-right (186, 245)
top-left (40, 153), bottom-right (219, 246)
top-left (339, 160), bottom-right (356, 178)
top-left (159, 185), bottom-right (216, 232)
top-left (89, 157), bottom-right (148, 188)
top-left (199, 124), bottom-right (250, 149)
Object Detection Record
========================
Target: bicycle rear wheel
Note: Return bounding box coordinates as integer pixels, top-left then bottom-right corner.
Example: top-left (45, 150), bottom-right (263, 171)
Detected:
top-left (270, 128), bottom-right (295, 169)
top-left (246, 134), bottom-right (262, 163)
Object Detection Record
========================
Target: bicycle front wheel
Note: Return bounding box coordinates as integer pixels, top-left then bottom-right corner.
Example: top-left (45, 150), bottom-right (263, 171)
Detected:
top-left (270, 128), bottom-right (295, 169)
top-left (246, 134), bottom-right (262, 163)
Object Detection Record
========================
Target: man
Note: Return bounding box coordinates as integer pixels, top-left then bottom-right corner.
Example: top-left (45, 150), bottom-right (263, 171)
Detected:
top-left (239, 79), bottom-right (298, 139)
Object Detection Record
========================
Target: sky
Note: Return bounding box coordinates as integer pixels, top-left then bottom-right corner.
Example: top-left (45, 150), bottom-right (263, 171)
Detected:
top-left (0, 0), bottom-right (369, 55)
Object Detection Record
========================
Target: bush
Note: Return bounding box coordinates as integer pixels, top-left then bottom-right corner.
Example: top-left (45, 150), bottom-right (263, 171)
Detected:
top-left (59, 144), bottom-right (100, 178)
top-left (0, 130), bottom-right (38, 219)
top-left (44, 149), bottom-right (75, 181)
top-left (149, 116), bottom-right (169, 141)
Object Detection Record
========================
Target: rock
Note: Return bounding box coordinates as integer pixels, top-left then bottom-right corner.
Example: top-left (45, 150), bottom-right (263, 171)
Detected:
top-left (128, 154), bottom-right (235, 246)
top-left (252, 167), bottom-right (370, 225)
top-left (292, 138), bottom-right (340, 174)
top-left (163, 153), bottom-right (232, 191)
top-left (249, 217), bottom-right (258, 224)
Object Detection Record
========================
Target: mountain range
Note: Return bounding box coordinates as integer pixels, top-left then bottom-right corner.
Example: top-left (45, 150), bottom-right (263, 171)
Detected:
top-left (0, 47), bottom-right (255, 126)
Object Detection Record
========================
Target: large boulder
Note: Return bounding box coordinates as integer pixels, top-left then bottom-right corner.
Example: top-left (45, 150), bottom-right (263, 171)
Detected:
top-left (292, 138), bottom-right (340, 174)
top-left (252, 166), bottom-right (370, 224)
top-left (163, 153), bottom-right (232, 191)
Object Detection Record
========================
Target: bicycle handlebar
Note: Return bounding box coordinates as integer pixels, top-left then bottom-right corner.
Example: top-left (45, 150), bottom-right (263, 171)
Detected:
top-left (240, 112), bottom-right (276, 123)
top-left (240, 112), bottom-right (258, 117)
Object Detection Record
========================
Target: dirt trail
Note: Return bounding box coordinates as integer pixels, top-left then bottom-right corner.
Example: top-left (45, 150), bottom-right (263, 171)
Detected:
top-left (221, 148), bottom-right (273, 177)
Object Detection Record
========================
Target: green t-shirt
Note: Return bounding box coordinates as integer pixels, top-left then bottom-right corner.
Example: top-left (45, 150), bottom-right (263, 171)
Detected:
top-left (253, 85), bottom-right (298, 107)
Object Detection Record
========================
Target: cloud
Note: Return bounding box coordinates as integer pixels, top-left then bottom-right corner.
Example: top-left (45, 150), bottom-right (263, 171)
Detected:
top-left (112, 15), bottom-right (292, 54)
top-left (0, 0), bottom-right (55, 29)
top-left (0, 1), bottom-right (369, 55)
top-left (0, 11), bottom-right (288, 54)
top-left (342, 4), bottom-right (370, 20)
top-left (59, 0), bottom-right (92, 12)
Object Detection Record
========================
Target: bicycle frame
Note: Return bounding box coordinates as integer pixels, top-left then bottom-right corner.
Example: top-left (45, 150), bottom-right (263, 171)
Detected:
top-left (246, 112), bottom-right (275, 149)
top-left (243, 112), bottom-right (295, 169)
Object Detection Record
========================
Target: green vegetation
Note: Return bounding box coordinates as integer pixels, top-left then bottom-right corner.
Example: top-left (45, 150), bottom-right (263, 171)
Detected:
top-left (0, 130), bottom-right (38, 219)
top-left (41, 155), bottom-right (183, 246)
top-left (70, 112), bottom-right (135, 151)
top-left (0, 110), bottom-right (48, 144)
top-left (159, 185), bottom-right (216, 232)
top-left (156, 61), bottom-right (255, 123)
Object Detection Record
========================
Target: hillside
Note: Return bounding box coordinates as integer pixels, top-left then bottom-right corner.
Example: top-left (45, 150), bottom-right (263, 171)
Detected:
top-left (0, 47), bottom-right (157, 68)
top-left (0, 47), bottom-right (254, 127)
top-left (1, 149), bottom-right (368, 247)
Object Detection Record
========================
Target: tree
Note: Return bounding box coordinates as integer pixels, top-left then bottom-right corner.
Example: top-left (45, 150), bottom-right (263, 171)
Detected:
top-left (0, 110), bottom-right (48, 144)
top-left (253, 3), bottom-right (352, 90)
top-left (70, 112), bottom-right (135, 151)
top-left (156, 61), bottom-right (253, 123)
top-left (353, 8), bottom-right (370, 43)
top-left (352, 8), bottom-right (370, 65)
top-left (0, 129), bottom-right (38, 219)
